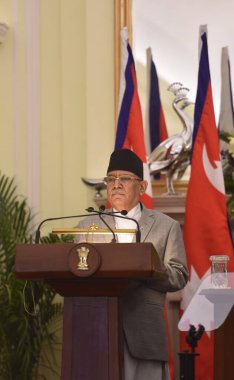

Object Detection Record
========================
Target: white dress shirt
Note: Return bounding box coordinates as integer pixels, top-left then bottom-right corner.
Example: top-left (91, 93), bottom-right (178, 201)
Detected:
top-left (114, 203), bottom-right (141, 243)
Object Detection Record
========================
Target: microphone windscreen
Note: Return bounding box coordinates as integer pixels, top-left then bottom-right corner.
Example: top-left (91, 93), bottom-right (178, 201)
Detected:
top-left (121, 210), bottom-right (128, 216)
top-left (86, 207), bottom-right (94, 213)
top-left (99, 205), bottom-right (106, 211)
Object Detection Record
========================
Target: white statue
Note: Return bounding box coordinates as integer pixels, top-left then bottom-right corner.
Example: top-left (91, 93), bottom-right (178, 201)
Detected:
top-left (148, 82), bottom-right (194, 195)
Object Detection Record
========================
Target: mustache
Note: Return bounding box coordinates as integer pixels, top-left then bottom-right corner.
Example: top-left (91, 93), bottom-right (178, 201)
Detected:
top-left (111, 191), bottom-right (125, 195)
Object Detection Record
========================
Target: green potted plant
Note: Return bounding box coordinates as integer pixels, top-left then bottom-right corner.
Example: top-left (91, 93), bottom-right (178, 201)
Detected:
top-left (0, 173), bottom-right (71, 380)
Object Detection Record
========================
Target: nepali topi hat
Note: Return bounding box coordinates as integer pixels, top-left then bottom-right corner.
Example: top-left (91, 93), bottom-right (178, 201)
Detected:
top-left (107, 149), bottom-right (143, 179)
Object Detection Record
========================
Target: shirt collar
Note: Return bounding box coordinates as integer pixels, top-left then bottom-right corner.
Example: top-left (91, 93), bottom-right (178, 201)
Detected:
top-left (113, 202), bottom-right (142, 222)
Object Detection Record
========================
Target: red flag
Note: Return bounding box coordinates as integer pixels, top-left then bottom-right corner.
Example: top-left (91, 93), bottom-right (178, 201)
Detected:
top-left (115, 28), bottom-right (153, 208)
top-left (146, 47), bottom-right (168, 152)
top-left (146, 48), bottom-right (169, 181)
top-left (115, 29), bottom-right (175, 378)
top-left (181, 26), bottom-right (234, 380)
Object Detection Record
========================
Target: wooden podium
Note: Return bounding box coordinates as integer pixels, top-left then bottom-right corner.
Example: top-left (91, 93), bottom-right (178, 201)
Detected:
top-left (200, 288), bottom-right (234, 380)
top-left (15, 242), bottom-right (164, 380)
top-left (214, 307), bottom-right (234, 380)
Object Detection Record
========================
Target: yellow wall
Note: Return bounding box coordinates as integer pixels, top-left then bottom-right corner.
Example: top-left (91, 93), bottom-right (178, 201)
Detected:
top-left (0, 0), bottom-right (189, 231)
top-left (0, 0), bottom-right (115, 233)
top-left (0, 1), bottom-right (115, 378)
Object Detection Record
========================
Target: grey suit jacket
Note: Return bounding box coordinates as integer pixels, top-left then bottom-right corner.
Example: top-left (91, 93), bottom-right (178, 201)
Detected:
top-left (75, 205), bottom-right (188, 361)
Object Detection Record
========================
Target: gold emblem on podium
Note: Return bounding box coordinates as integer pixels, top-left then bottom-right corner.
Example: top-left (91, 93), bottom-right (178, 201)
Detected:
top-left (77, 246), bottom-right (90, 271)
top-left (68, 243), bottom-right (100, 277)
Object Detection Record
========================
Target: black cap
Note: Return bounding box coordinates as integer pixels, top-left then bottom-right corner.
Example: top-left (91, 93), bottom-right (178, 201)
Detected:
top-left (107, 149), bottom-right (143, 179)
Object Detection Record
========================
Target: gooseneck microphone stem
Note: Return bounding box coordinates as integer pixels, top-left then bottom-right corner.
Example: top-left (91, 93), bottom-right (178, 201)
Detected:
top-left (99, 214), bottom-right (117, 243)
top-left (35, 213), bottom-right (96, 244)
top-left (85, 207), bottom-right (117, 242)
top-left (108, 212), bottom-right (141, 243)
top-left (35, 207), bottom-right (141, 244)
top-left (86, 207), bottom-right (141, 243)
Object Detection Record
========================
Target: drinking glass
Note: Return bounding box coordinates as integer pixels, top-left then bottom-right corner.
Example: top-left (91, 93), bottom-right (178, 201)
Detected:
top-left (209, 255), bottom-right (229, 288)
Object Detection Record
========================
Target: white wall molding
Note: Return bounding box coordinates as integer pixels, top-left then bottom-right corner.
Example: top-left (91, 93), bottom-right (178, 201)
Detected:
top-left (13, 0), bottom-right (21, 192)
top-left (26, 0), bottom-right (40, 217)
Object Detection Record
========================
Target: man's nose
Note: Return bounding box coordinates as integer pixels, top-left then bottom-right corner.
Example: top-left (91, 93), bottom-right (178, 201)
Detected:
top-left (113, 178), bottom-right (122, 187)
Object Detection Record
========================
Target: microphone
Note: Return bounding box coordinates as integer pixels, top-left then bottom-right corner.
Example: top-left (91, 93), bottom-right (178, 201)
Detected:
top-left (86, 206), bottom-right (141, 243)
top-left (109, 209), bottom-right (141, 243)
top-left (34, 212), bottom-right (96, 244)
top-left (85, 207), bottom-right (117, 242)
top-left (86, 206), bottom-right (127, 216)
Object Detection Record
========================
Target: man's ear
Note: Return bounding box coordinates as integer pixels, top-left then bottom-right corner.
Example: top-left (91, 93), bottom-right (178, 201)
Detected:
top-left (140, 180), bottom-right (148, 194)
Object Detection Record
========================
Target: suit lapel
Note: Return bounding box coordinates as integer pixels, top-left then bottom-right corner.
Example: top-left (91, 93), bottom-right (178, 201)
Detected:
top-left (139, 207), bottom-right (156, 242)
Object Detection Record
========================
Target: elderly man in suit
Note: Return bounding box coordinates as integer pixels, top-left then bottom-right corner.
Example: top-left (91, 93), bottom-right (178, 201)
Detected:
top-left (78, 148), bottom-right (188, 380)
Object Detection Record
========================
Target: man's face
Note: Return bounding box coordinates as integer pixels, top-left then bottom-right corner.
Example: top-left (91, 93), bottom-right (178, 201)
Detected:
top-left (106, 170), bottom-right (148, 211)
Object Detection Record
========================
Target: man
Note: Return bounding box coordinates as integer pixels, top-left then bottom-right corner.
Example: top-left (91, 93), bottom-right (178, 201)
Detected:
top-left (77, 148), bottom-right (188, 380)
